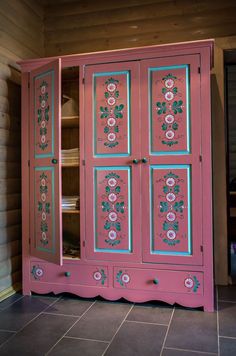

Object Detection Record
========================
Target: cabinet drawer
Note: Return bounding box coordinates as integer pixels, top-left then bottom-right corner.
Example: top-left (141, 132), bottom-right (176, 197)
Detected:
top-left (114, 267), bottom-right (203, 295)
top-left (30, 262), bottom-right (108, 287)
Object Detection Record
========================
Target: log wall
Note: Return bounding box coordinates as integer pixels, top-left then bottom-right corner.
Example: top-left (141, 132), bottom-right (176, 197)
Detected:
top-left (0, 0), bottom-right (44, 300)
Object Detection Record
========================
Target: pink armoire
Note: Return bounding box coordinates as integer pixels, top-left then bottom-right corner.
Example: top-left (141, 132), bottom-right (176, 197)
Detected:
top-left (20, 40), bottom-right (214, 311)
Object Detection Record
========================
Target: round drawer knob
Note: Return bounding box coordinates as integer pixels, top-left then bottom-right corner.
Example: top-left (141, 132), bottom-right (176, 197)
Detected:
top-left (52, 158), bottom-right (57, 164)
top-left (132, 159), bottom-right (139, 164)
top-left (153, 278), bottom-right (159, 285)
top-left (64, 271), bottom-right (71, 277)
top-left (142, 157), bottom-right (148, 163)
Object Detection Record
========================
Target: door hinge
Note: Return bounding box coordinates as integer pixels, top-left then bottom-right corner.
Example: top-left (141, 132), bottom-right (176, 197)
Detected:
top-left (200, 245), bottom-right (203, 252)
top-left (83, 241), bottom-right (85, 247)
top-left (199, 155), bottom-right (202, 162)
top-left (82, 77), bottom-right (85, 84)
top-left (198, 67), bottom-right (201, 74)
top-left (82, 159), bottom-right (85, 166)
top-left (28, 160), bottom-right (30, 167)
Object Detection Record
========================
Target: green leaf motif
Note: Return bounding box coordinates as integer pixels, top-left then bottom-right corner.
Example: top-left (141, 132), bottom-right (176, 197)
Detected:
top-left (114, 104), bottom-right (124, 119)
top-left (105, 77), bottom-right (119, 84)
top-left (115, 186), bottom-right (121, 193)
top-left (105, 92), bottom-right (109, 98)
top-left (115, 222), bottom-right (121, 231)
top-left (172, 122), bottom-right (178, 130)
top-left (161, 140), bottom-right (178, 147)
top-left (116, 270), bottom-right (124, 287)
top-left (114, 126), bottom-right (119, 133)
top-left (164, 172), bottom-right (179, 179)
top-left (104, 126), bottom-right (109, 133)
top-left (172, 100), bottom-right (183, 114)
top-left (38, 202), bottom-right (43, 212)
top-left (104, 220), bottom-right (111, 230)
top-left (40, 127), bottom-right (47, 136)
top-left (193, 276), bottom-right (200, 293)
top-left (174, 185), bottom-right (180, 194)
top-left (172, 87), bottom-right (178, 94)
top-left (37, 109), bottom-right (42, 123)
top-left (115, 91), bottom-right (119, 98)
top-left (100, 106), bottom-right (109, 119)
top-left (156, 102), bottom-right (167, 115)
top-left (162, 123), bottom-right (168, 131)
top-left (115, 202), bottom-right (124, 213)
top-left (105, 239), bottom-right (121, 246)
top-left (160, 201), bottom-right (168, 212)
top-left (105, 172), bottom-right (120, 179)
top-left (163, 186), bottom-right (169, 194)
top-left (45, 202), bottom-right (50, 214)
top-left (163, 238), bottom-right (180, 246)
top-left (45, 106), bottom-right (50, 121)
top-left (162, 73), bottom-right (177, 80)
top-left (104, 142), bottom-right (119, 148)
top-left (162, 87), bottom-right (167, 94)
top-left (102, 201), bottom-right (111, 212)
top-left (105, 186), bottom-right (110, 193)
top-left (40, 222), bottom-right (48, 232)
top-left (40, 185), bottom-right (48, 194)
top-left (173, 200), bottom-right (184, 213)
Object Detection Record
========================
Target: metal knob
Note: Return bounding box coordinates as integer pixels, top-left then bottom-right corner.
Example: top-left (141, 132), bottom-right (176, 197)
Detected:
top-left (153, 278), bottom-right (159, 285)
top-left (52, 158), bottom-right (58, 164)
top-left (142, 157), bottom-right (148, 163)
top-left (64, 271), bottom-right (71, 277)
top-left (132, 159), bottom-right (139, 164)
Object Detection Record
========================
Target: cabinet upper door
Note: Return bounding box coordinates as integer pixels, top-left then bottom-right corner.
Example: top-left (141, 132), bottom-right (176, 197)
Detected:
top-left (141, 55), bottom-right (203, 265)
top-left (84, 61), bottom-right (141, 262)
top-left (29, 59), bottom-right (62, 265)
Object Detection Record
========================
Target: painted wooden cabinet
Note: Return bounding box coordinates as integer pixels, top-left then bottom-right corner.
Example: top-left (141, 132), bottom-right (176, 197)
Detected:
top-left (20, 40), bottom-right (214, 311)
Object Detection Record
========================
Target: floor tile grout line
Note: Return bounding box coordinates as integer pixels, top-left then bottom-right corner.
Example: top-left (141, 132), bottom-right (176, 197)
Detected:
top-left (0, 295), bottom-right (25, 311)
top-left (219, 335), bottom-right (236, 340)
top-left (64, 336), bottom-right (109, 344)
top-left (125, 319), bottom-right (169, 326)
top-left (45, 300), bottom-right (97, 356)
top-left (0, 296), bottom-right (61, 350)
top-left (160, 306), bottom-right (175, 356)
top-left (164, 346), bottom-right (218, 355)
top-left (43, 311), bottom-right (85, 318)
top-left (101, 303), bottom-right (135, 356)
top-left (0, 329), bottom-right (16, 333)
top-left (218, 299), bottom-right (236, 304)
top-left (216, 287), bottom-right (220, 356)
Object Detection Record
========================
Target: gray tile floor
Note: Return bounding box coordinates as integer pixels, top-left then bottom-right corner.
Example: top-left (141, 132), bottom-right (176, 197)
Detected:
top-left (0, 286), bottom-right (235, 355)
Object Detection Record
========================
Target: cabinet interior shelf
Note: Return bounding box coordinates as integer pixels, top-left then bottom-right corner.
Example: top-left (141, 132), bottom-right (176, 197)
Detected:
top-left (62, 163), bottom-right (79, 168)
top-left (62, 209), bottom-right (80, 214)
top-left (61, 115), bottom-right (79, 128)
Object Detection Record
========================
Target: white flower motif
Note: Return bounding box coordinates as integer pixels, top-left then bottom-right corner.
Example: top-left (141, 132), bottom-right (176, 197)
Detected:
top-left (164, 91), bottom-right (174, 101)
top-left (41, 100), bottom-right (46, 108)
top-left (41, 120), bottom-right (46, 128)
top-left (35, 268), bottom-right (43, 277)
top-left (107, 97), bottom-right (116, 106)
top-left (108, 212), bottom-right (118, 222)
top-left (41, 178), bottom-right (46, 187)
top-left (42, 212), bottom-right (46, 221)
top-left (108, 193), bottom-right (117, 202)
top-left (184, 277), bottom-right (194, 289)
top-left (121, 274), bottom-right (130, 283)
top-left (41, 135), bottom-right (46, 143)
top-left (41, 232), bottom-right (47, 240)
top-left (107, 83), bottom-right (117, 92)
top-left (41, 85), bottom-right (46, 94)
top-left (108, 230), bottom-right (117, 240)
top-left (108, 133), bottom-right (116, 142)
top-left (167, 230), bottom-right (176, 240)
top-left (166, 192), bottom-right (176, 202)
top-left (107, 117), bottom-right (116, 127)
top-left (165, 78), bottom-right (174, 89)
top-left (165, 114), bottom-right (175, 124)
top-left (41, 193), bottom-right (46, 202)
top-left (93, 271), bottom-right (102, 281)
top-left (108, 178), bottom-right (117, 187)
top-left (165, 130), bottom-right (175, 140)
top-left (166, 177), bottom-right (175, 187)
top-left (166, 212), bottom-right (176, 222)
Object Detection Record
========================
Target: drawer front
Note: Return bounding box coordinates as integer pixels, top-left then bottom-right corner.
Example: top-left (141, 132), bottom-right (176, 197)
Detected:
top-left (30, 262), bottom-right (108, 287)
top-left (114, 267), bottom-right (203, 295)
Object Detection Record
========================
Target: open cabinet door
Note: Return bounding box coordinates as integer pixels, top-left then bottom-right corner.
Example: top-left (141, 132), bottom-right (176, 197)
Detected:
top-left (29, 59), bottom-right (62, 265)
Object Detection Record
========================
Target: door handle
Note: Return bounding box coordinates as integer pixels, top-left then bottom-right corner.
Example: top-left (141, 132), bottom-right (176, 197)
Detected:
top-left (132, 159), bottom-right (139, 164)
top-left (142, 157), bottom-right (148, 163)
top-left (52, 158), bottom-right (58, 164)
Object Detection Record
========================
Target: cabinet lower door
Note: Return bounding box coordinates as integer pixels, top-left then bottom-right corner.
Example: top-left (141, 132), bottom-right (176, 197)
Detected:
top-left (84, 61), bottom-right (141, 262)
top-left (141, 55), bottom-right (203, 266)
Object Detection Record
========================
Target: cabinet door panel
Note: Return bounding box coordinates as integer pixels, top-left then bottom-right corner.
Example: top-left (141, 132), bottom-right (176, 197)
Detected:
top-left (141, 55), bottom-right (202, 265)
top-left (85, 62), bottom-right (141, 262)
top-left (29, 59), bottom-right (62, 265)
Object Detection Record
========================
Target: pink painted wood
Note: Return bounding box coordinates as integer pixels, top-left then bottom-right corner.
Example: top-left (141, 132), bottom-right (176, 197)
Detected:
top-left (85, 61), bottom-right (141, 262)
top-left (141, 55), bottom-right (203, 266)
top-left (29, 59), bottom-right (62, 265)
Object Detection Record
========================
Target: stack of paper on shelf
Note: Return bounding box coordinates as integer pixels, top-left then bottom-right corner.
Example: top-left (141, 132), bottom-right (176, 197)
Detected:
top-left (61, 148), bottom-right (79, 165)
top-left (62, 196), bottom-right (80, 210)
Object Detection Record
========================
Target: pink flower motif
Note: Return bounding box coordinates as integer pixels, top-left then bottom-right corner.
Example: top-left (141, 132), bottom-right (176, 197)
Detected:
top-left (41, 100), bottom-right (46, 108)
top-left (107, 97), bottom-right (116, 106)
top-left (41, 85), bottom-right (46, 94)
top-left (166, 212), bottom-right (176, 222)
top-left (41, 232), bottom-right (47, 240)
top-left (107, 117), bottom-right (116, 127)
top-left (184, 277), bottom-right (194, 289)
top-left (107, 83), bottom-right (117, 92)
top-left (35, 268), bottom-right (43, 277)
top-left (41, 193), bottom-right (46, 202)
top-left (108, 230), bottom-right (117, 240)
top-left (166, 192), bottom-right (176, 202)
top-left (108, 193), bottom-right (117, 202)
top-left (109, 212), bottom-right (118, 222)
top-left (93, 271), bottom-right (102, 281)
top-left (165, 91), bottom-right (174, 101)
top-left (108, 178), bottom-right (117, 187)
top-left (121, 274), bottom-right (130, 284)
top-left (165, 114), bottom-right (175, 124)
top-left (165, 130), bottom-right (175, 140)
top-left (41, 120), bottom-right (46, 128)
top-left (41, 135), bottom-right (46, 143)
top-left (164, 78), bottom-right (174, 89)
top-left (41, 178), bottom-right (46, 187)
top-left (166, 177), bottom-right (175, 187)
top-left (42, 212), bottom-right (47, 221)
top-left (167, 230), bottom-right (176, 240)
top-left (107, 133), bottom-right (116, 142)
